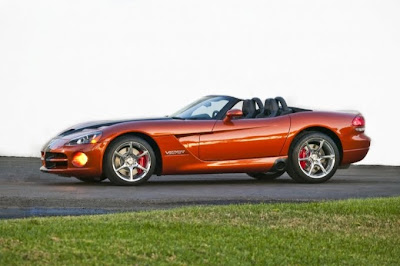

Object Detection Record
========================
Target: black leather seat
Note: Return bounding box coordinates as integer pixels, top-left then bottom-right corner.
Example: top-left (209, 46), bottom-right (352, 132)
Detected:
top-left (275, 96), bottom-right (292, 115)
top-left (263, 98), bottom-right (279, 118)
top-left (252, 97), bottom-right (264, 118)
top-left (242, 100), bottom-right (256, 118)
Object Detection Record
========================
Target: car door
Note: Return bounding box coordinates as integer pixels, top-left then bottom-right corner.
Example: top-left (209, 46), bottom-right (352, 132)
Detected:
top-left (167, 97), bottom-right (232, 157)
top-left (198, 116), bottom-right (290, 161)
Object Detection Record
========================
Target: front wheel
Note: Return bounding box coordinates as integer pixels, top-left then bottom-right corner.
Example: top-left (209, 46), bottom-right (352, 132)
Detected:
top-left (247, 170), bottom-right (285, 180)
top-left (104, 136), bottom-right (156, 186)
top-left (286, 132), bottom-right (340, 183)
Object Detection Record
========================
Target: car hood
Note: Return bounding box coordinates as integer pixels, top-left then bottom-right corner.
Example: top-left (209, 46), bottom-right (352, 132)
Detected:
top-left (58, 117), bottom-right (171, 137)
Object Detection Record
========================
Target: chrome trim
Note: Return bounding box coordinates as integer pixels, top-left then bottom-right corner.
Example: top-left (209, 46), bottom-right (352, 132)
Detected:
top-left (297, 138), bottom-right (335, 179)
top-left (111, 141), bottom-right (151, 182)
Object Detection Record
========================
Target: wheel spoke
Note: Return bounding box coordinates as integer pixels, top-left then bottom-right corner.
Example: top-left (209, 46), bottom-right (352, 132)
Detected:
top-left (128, 142), bottom-right (133, 155)
top-left (114, 151), bottom-right (125, 158)
top-left (318, 140), bottom-right (325, 152)
top-left (318, 163), bottom-right (327, 174)
top-left (306, 142), bottom-right (312, 152)
top-left (299, 157), bottom-right (310, 161)
top-left (136, 164), bottom-right (148, 173)
top-left (308, 162), bottom-right (315, 175)
top-left (129, 167), bottom-right (134, 180)
top-left (321, 154), bottom-right (335, 159)
top-left (137, 150), bottom-right (148, 158)
top-left (116, 164), bottom-right (128, 172)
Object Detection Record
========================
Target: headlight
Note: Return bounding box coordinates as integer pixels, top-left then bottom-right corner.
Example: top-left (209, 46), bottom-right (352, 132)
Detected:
top-left (66, 131), bottom-right (102, 146)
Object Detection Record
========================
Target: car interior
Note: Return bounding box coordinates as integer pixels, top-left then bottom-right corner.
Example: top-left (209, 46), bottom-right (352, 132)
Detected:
top-left (240, 97), bottom-right (301, 119)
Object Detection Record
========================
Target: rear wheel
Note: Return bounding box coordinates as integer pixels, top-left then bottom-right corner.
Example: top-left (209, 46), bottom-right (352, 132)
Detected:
top-left (247, 170), bottom-right (285, 180)
top-left (104, 136), bottom-right (156, 186)
top-left (286, 132), bottom-right (340, 183)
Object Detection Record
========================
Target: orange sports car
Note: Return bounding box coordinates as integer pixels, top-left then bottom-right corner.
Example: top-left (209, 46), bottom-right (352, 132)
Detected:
top-left (40, 95), bottom-right (370, 185)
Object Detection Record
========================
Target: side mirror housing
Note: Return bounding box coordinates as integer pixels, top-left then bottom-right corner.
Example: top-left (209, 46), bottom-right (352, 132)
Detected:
top-left (224, 109), bottom-right (243, 123)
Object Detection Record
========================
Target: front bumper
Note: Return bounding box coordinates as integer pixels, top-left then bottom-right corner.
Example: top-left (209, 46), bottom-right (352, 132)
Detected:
top-left (40, 138), bottom-right (104, 178)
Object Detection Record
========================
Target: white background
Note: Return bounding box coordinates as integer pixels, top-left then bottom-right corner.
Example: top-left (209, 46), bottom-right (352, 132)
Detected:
top-left (0, 0), bottom-right (399, 165)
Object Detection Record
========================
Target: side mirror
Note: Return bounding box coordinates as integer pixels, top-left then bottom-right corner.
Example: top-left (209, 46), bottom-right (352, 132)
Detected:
top-left (223, 109), bottom-right (243, 123)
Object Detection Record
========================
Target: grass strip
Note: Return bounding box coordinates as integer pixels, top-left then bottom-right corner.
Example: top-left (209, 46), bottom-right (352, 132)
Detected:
top-left (1, 197), bottom-right (399, 265)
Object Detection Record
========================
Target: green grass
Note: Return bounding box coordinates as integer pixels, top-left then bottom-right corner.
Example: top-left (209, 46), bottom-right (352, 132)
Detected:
top-left (1, 197), bottom-right (399, 265)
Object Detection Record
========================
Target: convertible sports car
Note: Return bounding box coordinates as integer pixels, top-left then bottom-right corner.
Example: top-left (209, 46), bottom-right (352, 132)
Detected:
top-left (40, 95), bottom-right (370, 185)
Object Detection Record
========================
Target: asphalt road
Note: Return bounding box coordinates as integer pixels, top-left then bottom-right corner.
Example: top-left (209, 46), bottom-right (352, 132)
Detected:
top-left (0, 157), bottom-right (399, 218)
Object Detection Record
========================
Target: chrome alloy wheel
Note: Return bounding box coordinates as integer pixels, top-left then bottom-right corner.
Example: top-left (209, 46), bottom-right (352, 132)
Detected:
top-left (112, 141), bottom-right (151, 182)
top-left (297, 138), bottom-right (336, 179)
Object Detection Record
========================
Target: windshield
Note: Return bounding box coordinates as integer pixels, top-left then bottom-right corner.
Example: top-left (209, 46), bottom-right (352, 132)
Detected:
top-left (170, 96), bottom-right (234, 120)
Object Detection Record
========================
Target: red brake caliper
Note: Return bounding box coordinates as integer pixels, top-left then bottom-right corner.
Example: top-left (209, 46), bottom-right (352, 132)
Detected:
top-left (299, 148), bottom-right (308, 169)
top-left (137, 154), bottom-right (147, 174)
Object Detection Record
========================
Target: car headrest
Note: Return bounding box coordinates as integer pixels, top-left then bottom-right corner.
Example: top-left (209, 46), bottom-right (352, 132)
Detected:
top-left (252, 97), bottom-right (264, 115)
top-left (275, 96), bottom-right (289, 111)
top-left (264, 98), bottom-right (279, 116)
top-left (242, 100), bottom-right (256, 118)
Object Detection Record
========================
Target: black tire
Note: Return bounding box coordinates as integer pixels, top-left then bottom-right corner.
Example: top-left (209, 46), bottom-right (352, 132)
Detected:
top-left (103, 136), bottom-right (156, 186)
top-left (286, 132), bottom-right (340, 183)
top-left (247, 170), bottom-right (285, 180)
top-left (76, 176), bottom-right (107, 183)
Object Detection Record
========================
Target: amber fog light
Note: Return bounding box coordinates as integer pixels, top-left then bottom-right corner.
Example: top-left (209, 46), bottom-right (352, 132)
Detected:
top-left (72, 152), bottom-right (88, 167)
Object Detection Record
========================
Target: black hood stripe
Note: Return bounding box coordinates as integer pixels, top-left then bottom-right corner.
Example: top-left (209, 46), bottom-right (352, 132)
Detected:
top-left (59, 117), bottom-right (171, 137)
